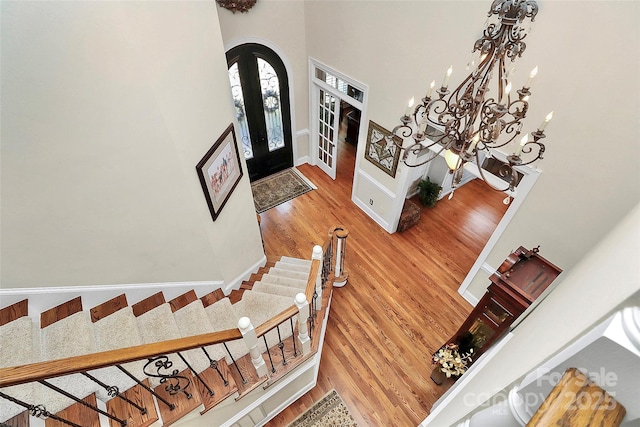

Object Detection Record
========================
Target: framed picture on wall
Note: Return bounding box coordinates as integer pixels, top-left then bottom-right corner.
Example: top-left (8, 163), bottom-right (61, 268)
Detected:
top-left (364, 121), bottom-right (402, 178)
top-left (196, 123), bottom-right (243, 221)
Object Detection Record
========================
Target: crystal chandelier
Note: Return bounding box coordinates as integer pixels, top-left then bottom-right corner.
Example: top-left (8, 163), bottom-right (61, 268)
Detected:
top-left (392, 0), bottom-right (552, 202)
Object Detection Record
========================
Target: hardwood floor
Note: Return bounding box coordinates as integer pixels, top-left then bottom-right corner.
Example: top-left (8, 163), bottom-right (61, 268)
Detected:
top-left (262, 139), bottom-right (508, 426)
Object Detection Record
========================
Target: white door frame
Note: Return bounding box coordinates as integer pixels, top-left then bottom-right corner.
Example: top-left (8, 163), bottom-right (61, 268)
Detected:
top-left (309, 58), bottom-right (368, 179)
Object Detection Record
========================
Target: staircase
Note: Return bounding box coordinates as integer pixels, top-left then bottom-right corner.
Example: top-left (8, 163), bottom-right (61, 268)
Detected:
top-left (0, 227), bottom-right (349, 427)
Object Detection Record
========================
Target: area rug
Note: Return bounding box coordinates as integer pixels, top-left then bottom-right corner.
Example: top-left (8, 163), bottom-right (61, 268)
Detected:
top-left (251, 168), bottom-right (316, 213)
top-left (287, 389), bottom-right (358, 427)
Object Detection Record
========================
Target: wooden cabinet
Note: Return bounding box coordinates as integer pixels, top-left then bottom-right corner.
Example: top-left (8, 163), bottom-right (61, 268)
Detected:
top-left (449, 246), bottom-right (562, 361)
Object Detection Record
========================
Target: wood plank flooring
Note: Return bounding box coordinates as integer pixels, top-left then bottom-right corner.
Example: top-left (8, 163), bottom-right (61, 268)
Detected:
top-left (262, 137), bottom-right (508, 426)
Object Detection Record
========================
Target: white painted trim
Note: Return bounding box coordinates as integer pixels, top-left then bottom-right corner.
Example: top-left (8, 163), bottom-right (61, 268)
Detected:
top-left (421, 332), bottom-right (515, 426)
top-left (224, 254), bottom-right (267, 295)
top-left (461, 290), bottom-right (480, 307)
top-left (356, 169), bottom-right (397, 199)
top-left (457, 167), bottom-right (541, 303)
top-left (352, 196), bottom-right (392, 232)
top-left (0, 281), bottom-right (222, 324)
top-left (460, 263), bottom-right (495, 304)
top-left (295, 128), bottom-right (310, 166)
top-left (352, 169), bottom-right (397, 232)
top-left (308, 58), bottom-right (369, 184)
top-left (480, 262), bottom-right (496, 275)
top-left (224, 37), bottom-right (299, 165)
top-left (0, 255), bottom-right (266, 324)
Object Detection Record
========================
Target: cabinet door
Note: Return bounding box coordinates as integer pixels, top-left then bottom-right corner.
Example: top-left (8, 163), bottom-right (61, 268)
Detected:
top-left (468, 297), bottom-right (513, 350)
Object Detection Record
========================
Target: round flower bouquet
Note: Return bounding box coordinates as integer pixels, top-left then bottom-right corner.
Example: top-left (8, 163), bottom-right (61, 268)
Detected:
top-left (432, 343), bottom-right (474, 379)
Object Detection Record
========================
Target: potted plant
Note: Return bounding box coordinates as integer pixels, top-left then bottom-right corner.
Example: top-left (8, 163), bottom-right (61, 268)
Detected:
top-left (417, 178), bottom-right (442, 208)
top-left (430, 343), bottom-right (474, 385)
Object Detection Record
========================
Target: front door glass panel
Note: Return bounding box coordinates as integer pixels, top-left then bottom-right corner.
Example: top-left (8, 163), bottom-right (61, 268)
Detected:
top-left (258, 58), bottom-right (284, 152)
top-left (228, 62), bottom-right (253, 159)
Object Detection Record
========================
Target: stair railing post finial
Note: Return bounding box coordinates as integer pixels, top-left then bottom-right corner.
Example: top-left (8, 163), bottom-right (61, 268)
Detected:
top-left (312, 245), bottom-right (323, 260)
top-left (294, 293), bottom-right (311, 355)
top-left (238, 316), bottom-right (268, 378)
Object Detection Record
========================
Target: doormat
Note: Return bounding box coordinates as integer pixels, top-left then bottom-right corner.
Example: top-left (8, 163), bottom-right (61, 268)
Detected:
top-left (286, 389), bottom-right (358, 427)
top-left (251, 168), bottom-right (316, 213)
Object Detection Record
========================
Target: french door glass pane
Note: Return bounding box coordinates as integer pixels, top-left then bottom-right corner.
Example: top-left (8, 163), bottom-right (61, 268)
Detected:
top-left (228, 62), bottom-right (253, 159)
top-left (317, 89), bottom-right (336, 170)
top-left (258, 58), bottom-right (285, 152)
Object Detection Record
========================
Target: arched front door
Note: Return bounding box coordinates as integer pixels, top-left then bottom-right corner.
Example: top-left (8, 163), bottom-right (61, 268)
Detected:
top-left (226, 44), bottom-right (293, 181)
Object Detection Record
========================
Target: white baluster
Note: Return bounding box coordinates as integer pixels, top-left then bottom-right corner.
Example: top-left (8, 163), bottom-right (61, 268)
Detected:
top-left (238, 317), bottom-right (268, 378)
top-left (294, 293), bottom-right (311, 355)
top-left (312, 244), bottom-right (323, 299)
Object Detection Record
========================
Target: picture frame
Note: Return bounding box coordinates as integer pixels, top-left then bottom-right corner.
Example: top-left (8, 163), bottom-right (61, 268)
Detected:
top-left (196, 123), bottom-right (243, 221)
top-left (364, 121), bottom-right (402, 178)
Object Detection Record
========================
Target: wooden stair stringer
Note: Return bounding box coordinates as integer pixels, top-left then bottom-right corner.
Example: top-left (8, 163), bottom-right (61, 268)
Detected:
top-left (229, 355), bottom-right (268, 401)
top-left (168, 291), bottom-right (240, 415)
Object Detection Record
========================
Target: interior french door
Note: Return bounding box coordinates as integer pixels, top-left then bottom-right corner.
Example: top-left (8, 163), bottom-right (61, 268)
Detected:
top-left (315, 88), bottom-right (340, 179)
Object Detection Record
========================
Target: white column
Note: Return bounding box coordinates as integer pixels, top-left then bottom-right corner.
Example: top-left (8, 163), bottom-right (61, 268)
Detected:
top-left (294, 293), bottom-right (311, 355)
top-left (335, 237), bottom-right (343, 278)
top-left (312, 244), bottom-right (323, 299)
top-left (238, 316), bottom-right (268, 378)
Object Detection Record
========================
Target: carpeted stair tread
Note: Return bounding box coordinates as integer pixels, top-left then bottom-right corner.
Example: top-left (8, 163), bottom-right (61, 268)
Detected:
top-left (267, 267), bottom-right (309, 281)
top-left (93, 306), bottom-right (147, 388)
top-left (39, 311), bottom-right (101, 413)
top-left (173, 300), bottom-right (227, 373)
top-left (203, 298), bottom-right (248, 364)
top-left (232, 291), bottom-right (296, 326)
top-left (0, 316), bottom-right (39, 422)
top-left (274, 261), bottom-right (311, 274)
top-left (252, 282), bottom-right (303, 299)
top-left (279, 256), bottom-right (312, 267)
top-left (232, 291), bottom-right (295, 353)
top-left (135, 303), bottom-right (191, 383)
top-left (274, 261), bottom-right (311, 275)
top-left (260, 273), bottom-right (308, 289)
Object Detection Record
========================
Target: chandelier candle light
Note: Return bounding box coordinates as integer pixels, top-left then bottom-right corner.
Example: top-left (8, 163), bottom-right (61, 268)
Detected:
top-left (392, 0), bottom-right (552, 203)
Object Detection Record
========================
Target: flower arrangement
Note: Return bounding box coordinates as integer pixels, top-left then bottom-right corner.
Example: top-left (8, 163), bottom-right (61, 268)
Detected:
top-left (432, 343), bottom-right (474, 378)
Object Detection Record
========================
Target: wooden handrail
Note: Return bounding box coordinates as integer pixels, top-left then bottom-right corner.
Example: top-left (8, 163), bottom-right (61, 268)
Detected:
top-left (0, 230), bottom-right (339, 390)
top-left (0, 328), bottom-right (241, 388)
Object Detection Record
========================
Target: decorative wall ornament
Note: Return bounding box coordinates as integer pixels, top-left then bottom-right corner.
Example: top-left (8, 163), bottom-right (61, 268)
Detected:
top-left (364, 121), bottom-right (402, 178)
top-left (216, 0), bottom-right (257, 13)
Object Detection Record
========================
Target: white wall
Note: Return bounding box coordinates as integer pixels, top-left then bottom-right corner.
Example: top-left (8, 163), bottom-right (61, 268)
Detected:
top-left (424, 202), bottom-right (640, 426)
top-left (0, 1), bottom-right (264, 288)
top-left (466, 0), bottom-right (640, 299)
top-left (302, 0), bottom-right (639, 289)
top-left (217, 0), bottom-right (310, 162)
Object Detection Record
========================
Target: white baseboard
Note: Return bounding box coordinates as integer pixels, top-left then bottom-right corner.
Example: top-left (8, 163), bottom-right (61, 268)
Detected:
top-left (352, 195), bottom-right (392, 232)
top-left (223, 254), bottom-right (267, 294)
top-left (461, 289), bottom-right (480, 306)
top-left (295, 156), bottom-right (310, 166)
top-left (1, 256), bottom-right (267, 323)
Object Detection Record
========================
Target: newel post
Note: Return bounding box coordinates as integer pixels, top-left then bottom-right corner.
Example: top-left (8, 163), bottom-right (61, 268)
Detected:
top-left (238, 317), bottom-right (268, 378)
top-left (294, 293), bottom-right (311, 355)
top-left (312, 244), bottom-right (323, 298)
top-left (333, 227), bottom-right (349, 287)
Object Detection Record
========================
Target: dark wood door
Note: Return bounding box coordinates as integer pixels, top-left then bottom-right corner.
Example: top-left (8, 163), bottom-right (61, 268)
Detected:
top-left (226, 44), bottom-right (293, 181)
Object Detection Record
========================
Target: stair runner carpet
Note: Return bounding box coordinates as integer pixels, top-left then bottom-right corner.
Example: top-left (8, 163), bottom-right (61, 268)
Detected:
top-left (0, 255), bottom-right (315, 427)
